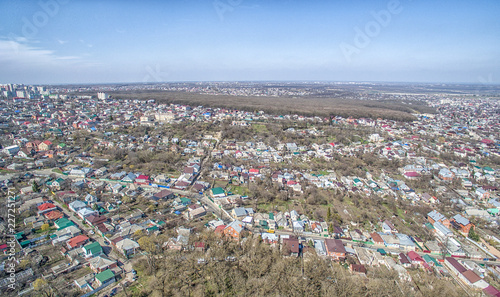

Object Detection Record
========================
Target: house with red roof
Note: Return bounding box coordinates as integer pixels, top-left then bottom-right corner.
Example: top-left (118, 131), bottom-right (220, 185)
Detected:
top-left (134, 175), bottom-right (150, 185)
top-left (370, 232), bottom-right (385, 246)
top-left (37, 203), bottom-right (57, 215)
top-left (483, 285), bottom-right (500, 297)
top-left (38, 140), bottom-right (53, 151)
top-left (407, 251), bottom-right (425, 266)
top-left (249, 168), bottom-right (259, 174)
top-left (44, 210), bottom-right (64, 221)
top-left (282, 238), bottom-right (300, 257)
top-left (66, 235), bottom-right (89, 250)
top-left (325, 239), bottom-right (346, 260)
top-left (214, 225), bottom-right (226, 236)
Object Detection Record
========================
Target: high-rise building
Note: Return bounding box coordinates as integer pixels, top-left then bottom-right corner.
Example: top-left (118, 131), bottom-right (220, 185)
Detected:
top-left (97, 92), bottom-right (109, 100)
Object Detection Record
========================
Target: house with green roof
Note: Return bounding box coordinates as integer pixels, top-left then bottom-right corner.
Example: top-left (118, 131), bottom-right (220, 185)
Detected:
top-left (210, 187), bottom-right (225, 198)
top-left (483, 166), bottom-right (495, 175)
top-left (422, 254), bottom-right (442, 267)
top-left (54, 218), bottom-right (75, 230)
top-left (82, 241), bottom-right (103, 258)
top-left (180, 197), bottom-right (192, 205)
top-left (94, 269), bottom-right (115, 287)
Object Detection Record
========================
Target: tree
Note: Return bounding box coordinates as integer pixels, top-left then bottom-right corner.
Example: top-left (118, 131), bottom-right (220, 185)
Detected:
top-left (138, 236), bottom-right (159, 274)
top-left (33, 278), bottom-right (54, 297)
top-left (328, 223), bottom-right (334, 234)
top-left (32, 181), bottom-right (40, 193)
top-left (468, 227), bottom-right (480, 242)
top-left (326, 207), bottom-right (332, 222)
top-left (41, 223), bottom-right (50, 232)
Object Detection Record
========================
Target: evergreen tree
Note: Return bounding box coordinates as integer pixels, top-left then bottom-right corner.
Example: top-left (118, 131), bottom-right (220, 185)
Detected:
top-left (468, 227), bottom-right (480, 242)
top-left (32, 181), bottom-right (40, 193)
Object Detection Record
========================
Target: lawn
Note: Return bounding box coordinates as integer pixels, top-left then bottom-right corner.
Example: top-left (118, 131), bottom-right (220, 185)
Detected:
top-left (227, 185), bottom-right (250, 196)
top-left (252, 124), bottom-right (269, 133)
top-left (52, 168), bottom-right (63, 174)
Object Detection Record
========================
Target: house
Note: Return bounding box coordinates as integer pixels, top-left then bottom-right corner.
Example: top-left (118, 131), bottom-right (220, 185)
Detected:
top-left (127, 209), bottom-right (144, 222)
top-left (261, 233), bottom-right (279, 245)
top-left (325, 239), bottom-right (346, 260)
top-left (398, 253), bottom-right (411, 268)
top-left (438, 168), bottom-right (454, 181)
top-left (74, 273), bottom-right (93, 291)
top-left (211, 187), bottom-right (226, 198)
top-left (69, 169), bottom-right (86, 178)
top-left (38, 140), bottom-right (52, 151)
top-left (94, 167), bottom-right (108, 176)
top-left (82, 241), bottom-right (103, 258)
top-left (282, 237), bottom-right (300, 257)
top-left (86, 214), bottom-right (107, 227)
top-left (77, 208), bottom-right (98, 220)
top-left (434, 221), bottom-right (453, 238)
top-left (476, 188), bottom-right (490, 200)
top-left (451, 214), bottom-right (475, 235)
top-left (444, 257), bottom-right (489, 289)
top-left (68, 200), bottom-right (87, 213)
top-left (110, 183), bottom-right (123, 194)
top-left (84, 194), bottom-right (98, 204)
top-left (185, 205), bottom-right (207, 220)
top-left (134, 175), bottom-right (150, 185)
top-left (231, 207), bottom-right (254, 219)
top-left (47, 177), bottom-right (67, 190)
top-left (66, 235), bottom-right (89, 250)
top-left (52, 226), bottom-right (81, 244)
top-left (121, 172), bottom-right (136, 183)
top-left (26, 140), bottom-right (41, 151)
top-left (154, 174), bottom-right (169, 183)
top-left (17, 148), bottom-right (35, 158)
top-left (115, 238), bottom-right (140, 256)
top-left (37, 202), bottom-right (57, 215)
top-left (2, 145), bottom-right (20, 156)
top-left (94, 269), bottom-right (115, 287)
top-left (224, 220), bottom-right (244, 240)
top-left (427, 210), bottom-right (450, 228)
top-left (407, 251), bottom-right (427, 268)
top-left (292, 220), bottom-right (305, 233)
top-left (44, 210), bottom-right (64, 221)
top-left (88, 255), bottom-right (117, 273)
top-left (371, 232), bottom-right (385, 246)
top-left (54, 217), bottom-right (75, 230)
top-left (350, 264), bottom-right (367, 275)
top-left (152, 189), bottom-right (175, 200)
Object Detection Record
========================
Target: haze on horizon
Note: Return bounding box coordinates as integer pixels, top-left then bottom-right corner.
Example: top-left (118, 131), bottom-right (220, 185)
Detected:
top-left (0, 0), bottom-right (499, 85)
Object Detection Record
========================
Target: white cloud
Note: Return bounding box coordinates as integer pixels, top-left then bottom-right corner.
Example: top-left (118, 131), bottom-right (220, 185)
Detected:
top-left (0, 39), bottom-right (80, 66)
top-left (0, 39), bottom-right (101, 83)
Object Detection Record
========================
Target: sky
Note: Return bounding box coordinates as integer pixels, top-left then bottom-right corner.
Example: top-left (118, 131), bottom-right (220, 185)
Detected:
top-left (0, 0), bottom-right (499, 84)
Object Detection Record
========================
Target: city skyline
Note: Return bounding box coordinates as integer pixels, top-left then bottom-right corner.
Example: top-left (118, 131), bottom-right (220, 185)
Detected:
top-left (1, 0), bottom-right (499, 85)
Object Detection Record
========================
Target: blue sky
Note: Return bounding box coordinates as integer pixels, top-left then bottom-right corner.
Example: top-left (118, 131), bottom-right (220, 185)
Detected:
top-left (0, 0), bottom-right (499, 84)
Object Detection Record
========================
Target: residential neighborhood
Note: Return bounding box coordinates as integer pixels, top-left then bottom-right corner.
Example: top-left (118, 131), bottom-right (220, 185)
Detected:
top-left (0, 83), bottom-right (499, 296)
